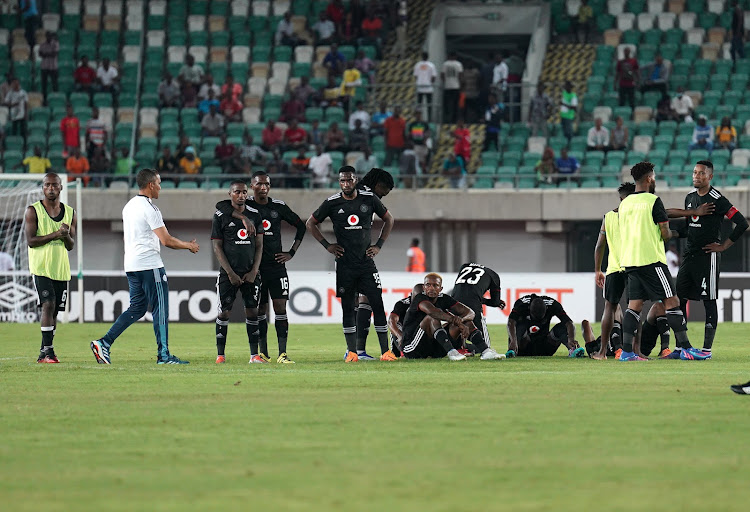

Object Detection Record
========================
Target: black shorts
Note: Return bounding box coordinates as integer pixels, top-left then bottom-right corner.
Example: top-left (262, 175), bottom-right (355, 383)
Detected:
top-left (33, 275), bottom-right (68, 312)
top-left (335, 259), bottom-right (382, 299)
top-left (585, 335), bottom-right (617, 357)
top-left (626, 262), bottom-right (674, 302)
top-left (259, 267), bottom-right (290, 306)
top-left (401, 328), bottom-right (448, 359)
top-left (676, 252), bottom-right (720, 301)
top-left (603, 272), bottom-right (627, 305)
top-left (216, 273), bottom-right (261, 312)
top-left (514, 322), bottom-right (568, 356)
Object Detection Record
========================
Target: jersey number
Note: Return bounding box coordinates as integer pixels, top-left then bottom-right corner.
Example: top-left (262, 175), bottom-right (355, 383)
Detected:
top-left (280, 277), bottom-right (289, 291)
top-left (456, 267), bottom-right (485, 285)
top-left (701, 278), bottom-right (707, 291)
top-left (373, 272), bottom-right (382, 289)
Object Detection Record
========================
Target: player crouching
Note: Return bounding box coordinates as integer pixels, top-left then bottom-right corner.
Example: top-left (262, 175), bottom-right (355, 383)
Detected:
top-left (400, 274), bottom-right (505, 361)
top-left (506, 294), bottom-right (584, 358)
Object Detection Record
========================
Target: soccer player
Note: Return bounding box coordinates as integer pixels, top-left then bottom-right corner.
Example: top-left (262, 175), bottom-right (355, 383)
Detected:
top-left (668, 160), bottom-right (748, 356)
top-left (215, 171), bottom-right (306, 364)
top-left (450, 262), bottom-right (505, 351)
top-left (582, 306), bottom-right (623, 358)
top-left (616, 161), bottom-right (708, 361)
top-left (400, 273), bottom-right (505, 360)
top-left (24, 173), bottom-right (76, 363)
top-left (306, 166), bottom-right (397, 362)
top-left (388, 284), bottom-right (423, 357)
top-left (592, 182), bottom-right (634, 360)
top-left (90, 169), bottom-right (199, 365)
top-left (212, 180), bottom-right (265, 364)
top-left (506, 294), bottom-right (582, 357)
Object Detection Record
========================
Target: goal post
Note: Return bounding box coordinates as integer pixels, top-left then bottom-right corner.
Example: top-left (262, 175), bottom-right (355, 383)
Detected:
top-left (0, 173), bottom-right (83, 323)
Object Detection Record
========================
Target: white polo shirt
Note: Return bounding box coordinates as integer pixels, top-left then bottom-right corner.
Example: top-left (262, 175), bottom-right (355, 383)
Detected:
top-left (122, 195), bottom-right (165, 272)
top-left (414, 60), bottom-right (437, 93)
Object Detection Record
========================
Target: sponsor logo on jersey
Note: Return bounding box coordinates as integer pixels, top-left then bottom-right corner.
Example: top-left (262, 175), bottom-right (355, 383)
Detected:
top-left (237, 229), bottom-right (249, 240)
top-left (262, 219), bottom-right (271, 230)
top-left (530, 325), bottom-right (540, 334)
top-left (345, 214), bottom-right (363, 230)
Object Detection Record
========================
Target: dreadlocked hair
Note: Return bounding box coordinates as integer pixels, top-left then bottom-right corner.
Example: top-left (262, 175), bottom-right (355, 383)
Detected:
top-left (360, 167), bottom-right (394, 192)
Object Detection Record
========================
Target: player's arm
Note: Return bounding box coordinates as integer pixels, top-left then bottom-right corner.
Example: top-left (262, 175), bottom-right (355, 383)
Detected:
top-left (388, 312), bottom-right (403, 341)
top-left (653, 198), bottom-right (673, 241)
top-left (214, 200), bottom-right (256, 236)
top-left (306, 211), bottom-right (344, 257)
top-left (593, 217), bottom-right (607, 289)
top-left (666, 203), bottom-right (715, 218)
top-left (24, 206), bottom-right (65, 248)
top-left (61, 211), bottom-right (76, 251)
top-left (419, 300), bottom-right (459, 325)
top-left (482, 269), bottom-right (505, 309)
top-left (554, 303), bottom-right (578, 350)
top-left (449, 300), bottom-right (475, 323)
top-left (366, 201), bottom-right (394, 258)
top-left (704, 205), bottom-right (749, 253)
top-left (243, 230), bottom-right (264, 284)
top-left (276, 205), bottom-right (307, 263)
top-left (153, 226), bottom-right (199, 252)
top-left (506, 316), bottom-right (519, 354)
top-left (212, 239), bottom-right (242, 286)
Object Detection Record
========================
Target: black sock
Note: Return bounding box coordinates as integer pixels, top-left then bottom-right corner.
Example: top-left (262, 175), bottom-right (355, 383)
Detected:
top-left (610, 320), bottom-right (623, 351)
top-left (344, 327), bottom-right (357, 353)
top-left (275, 314), bottom-right (288, 354)
top-left (374, 324), bottom-right (389, 354)
top-left (666, 307), bottom-right (692, 349)
top-left (640, 319), bottom-right (659, 356)
top-left (246, 318), bottom-right (259, 355)
top-left (41, 326), bottom-right (54, 349)
top-left (215, 319), bottom-right (228, 356)
top-left (356, 304), bottom-right (372, 352)
top-left (656, 316), bottom-right (670, 351)
top-left (703, 300), bottom-right (718, 351)
top-left (469, 328), bottom-right (488, 352)
top-left (258, 314), bottom-right (268, 351)
top-left (680, 298), bottom-right (688, 320)
top-left (622, 308), bottom-right (640, 353)
top-left (433, 328), bottom-right (454, 354)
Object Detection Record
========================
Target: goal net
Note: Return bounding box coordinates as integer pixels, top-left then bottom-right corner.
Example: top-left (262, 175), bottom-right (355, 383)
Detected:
top-left (0, 174), bottom-right (70, 323)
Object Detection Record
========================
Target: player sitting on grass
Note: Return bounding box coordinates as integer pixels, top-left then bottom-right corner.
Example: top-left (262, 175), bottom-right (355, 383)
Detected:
top-left (387, 284), bottom-right (422, 358)
top-left (507, 294), bottom-right (583, 358)
top-left (400, 273), bottom-right (505, 361)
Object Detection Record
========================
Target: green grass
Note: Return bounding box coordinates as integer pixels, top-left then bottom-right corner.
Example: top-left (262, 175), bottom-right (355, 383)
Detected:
top-left (2, 322), bottom-right (750, 511)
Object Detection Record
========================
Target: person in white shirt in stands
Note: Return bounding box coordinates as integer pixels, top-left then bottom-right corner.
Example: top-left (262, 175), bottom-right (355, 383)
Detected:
top-left (671, 87), bottom-right (694, 122)
top-left (311, 12), bottom-right (336, 46)
top-left (413, 52), bottom-right (437, 117)
top-left (492, 53), bottom-right (509, 102)
top-left (441, 51), bottom-right (464, 124)
top-left (586, 117), bottom-right (611, 152)
top-left (355, 146), bottom-right (378, 174)
top-left (90, 169), bottom-right (200, 365)
top-left (348, 101), bottom-right (371, 131)
top-left (308, 145), bottom-right (333, 188)
top-left (666, 241), bottom-right (680, 278)
top-left (96, 58), bottom-right (119, 95)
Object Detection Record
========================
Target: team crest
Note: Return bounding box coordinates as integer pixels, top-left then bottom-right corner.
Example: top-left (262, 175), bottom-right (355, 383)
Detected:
top-left (360, 204), bottom-right (369, 213)
top-left (237, 228), bottom-right (248, 240)
top-left (347, 214), bottom-right (359, 226)
top-left (270, 210), bottom-right (279, 218)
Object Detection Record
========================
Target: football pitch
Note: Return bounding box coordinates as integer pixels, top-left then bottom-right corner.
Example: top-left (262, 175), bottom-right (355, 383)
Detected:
top-left (2, 322), bottom-right (750, 511)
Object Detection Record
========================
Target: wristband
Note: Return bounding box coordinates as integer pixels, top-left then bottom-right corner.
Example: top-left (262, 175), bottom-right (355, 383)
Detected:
top-left (375, 238), bottom-right (385, 249)
top-left (320, 239), bottom-right (331, 249)
top-left (288, 248), bottom-right (296, 257)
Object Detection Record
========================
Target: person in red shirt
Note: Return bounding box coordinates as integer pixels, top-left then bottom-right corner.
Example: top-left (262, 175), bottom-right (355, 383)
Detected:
top-left (360, 7), bottom-right (383, 55)
top-left (280, 96), bottom-right (306, 123)
top-left (452, 118), bottom-right (471, 163)
top-left (383, 106), bottom-right (406, 166)
top-left (73, 55), bottom-right (97, 94)
top-left (219, 92), bottom-right (243, 122)
top-left (326, 0), bottom-right (345, 27)
top-left (220, 73), bottom-right (243, 102)
top-left (615, 47), bottom-right (639, 109)
top-left (214, 134), bottom-right (236, 171)
top-left (261, 120), bottom-right (283, 151)
top-left (59, 104), bottom-right (80, 157)
top-left (283, 119), bottom-right (308, 151)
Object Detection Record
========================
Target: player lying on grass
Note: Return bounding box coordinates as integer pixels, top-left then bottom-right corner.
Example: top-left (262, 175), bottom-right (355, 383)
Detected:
top-left (584, 304), bottom-right (624, 359)
top-left (400, 273), bottom-right (505, 361)
top-left (506, 294), bottom-right (584, 358)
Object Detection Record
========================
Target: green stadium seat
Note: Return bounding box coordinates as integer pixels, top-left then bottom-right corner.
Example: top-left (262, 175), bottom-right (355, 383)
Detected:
top-left (702, 90), bottom-right (722, 108)
top-left (496, 166), bottom-right (516, 176)
top-left (273, 46), bottom-right (292, 62)
top-left (689, 149), bottom-right (710, 161)
top-left (698, 13), bottom-right (718, 31)
top-left (715, 105), bottom-right (735, 119)
top-left (581, 178), bottom-right (601, 188)
top-left (710, 74), bottom-right (728, 92)
top-left (636, 121), bottom-right (657, 137)
top-left (680, 44), bottom-right (700, 61)
top-left (325, 107), bottom-right (345, 123)
top-left (667, 150), bottom-right (688, 166)
top-left (252, 46), bottom-right (271, 62)
top-left (476, 166), bottom-right (496, 175)
top-left (664, 28), bottom-right (684, 45)
top-left (502, 151), bottom-right (522, 168)
top-left (518, 178), bottom-right (536, 188)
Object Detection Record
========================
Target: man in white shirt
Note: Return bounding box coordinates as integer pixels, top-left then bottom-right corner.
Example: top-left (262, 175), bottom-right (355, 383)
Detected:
top-left (312, 12), bottom-right (336, 46)
top-left (96, 58), bottom-right (119, 95)
top-left (276, 11), bottom-right (305, 46)
top-left (586, 117), bottom-right (611, 152)
top-left (90, 169), bottom-right (200, 365)
top-left (309, 145), bottom-right (333, 187)
top-left (4, 78), bottom-right (28, 139)
top-left (492, 53), bottom-right (509, 101)
top-left (348, 101), bottom-right (371, 131)
top-left (441, 51), bottom-right (464, 123)
top-left (413, 52), bottom-right (437, 115)
top-left (197, 74), bottom-right (221, 101)
top-left (671, 87), bottom-right (694, 122)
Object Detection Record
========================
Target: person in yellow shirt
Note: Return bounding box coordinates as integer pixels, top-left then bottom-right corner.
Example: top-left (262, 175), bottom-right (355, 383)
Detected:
top-left (15, 146), bottom-right (52, 174)
top-left (575, 0), bottom-right (593, 43)
top-left (178, 146), bottom-right (202, 180)
top-left (340, 61), bottom-right (362, 112)
top-left (715, 116), bottom-right (737, 151)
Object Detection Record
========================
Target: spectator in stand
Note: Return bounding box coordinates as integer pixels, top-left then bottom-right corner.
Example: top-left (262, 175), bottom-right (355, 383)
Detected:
top-left (656, 93), bottom-right (679, 122)
top-left (96, 58), bottom-right (119, 95)
top-left (200, 104), bottom-right (225, 137)
top-left (478, 52), bottom-right (495, 115)
top-left (586, 118), bottom-right (611, 152)
top-left (214, 134), bottom-right (236, 171)
top-left (359, 8), bottom-right (383, 55)
top-left (640, 54), bottom-right (670, 97)
top-left (559, 80), bottom-right (577, 141)
top-left (181, 81), bottom-right (198, 108)
top-left (615, 47), bottom-right (639, 109)
top-left (492, 53), bottom-right (509, 103)
top-left (20, 0), bottom-right (40, 49)
top-left (158, 71), bottom-right (181, 108)
top-left (267, 150), bottom-right (290, 186)
top-left (38, 31), bottom-right (59, 99)
top-left (323, 44), bottom-right (347, 77)
top-left (408, 110), bottom-right (431, 171)
top-left (355, 146), bottom-right (378, 174)
top-left (14, 146), bottom-right (50, 173)
top-left (400, 141), bottom-right (419, 188)
top-left (74, 55), bottom-right (96, 94)
top-left (178, 54), bottom-right (205, 87)
top-left (338, 12), bottom-right (359, 46)
top-left (529, 82), bottom-right (553, 138)
top-left (715, 116), bottom-right (737, 151)
top-left (671, 87), bottom-right (694, 122)
top-left (276, 11), bottom-right (306, 47)
top-left (443, 153), bottom-right (466, 189)
top-left (610, 116), bottom-right (629, 151)
top-left (689, 115), bottom-right (714, 153)
top-left (453, 118), bottom-right (471, 166)
top-left (535, 147), bottom-right (557, 185)
top-left (462, 61), bottom-right (481, 123)
top-left (349, 118), bottom-right (370, 151)
top-left (221, 73), bottom-right (243, 102)
top-left (354, 49), bottom-right (376, 84)
top-left (573, 0), bottom-right (593, 44)
top-left (89, 146), bottom-right (110, 184)
top-left (178, 146), bottom-right (202, 177)
top-left (198, 74), bottom-right (221, 101)
top-left (65, 146), bottom-right (90, 186)
top-left (309, 119), bottom-right (325, 147)
top-left (384, 106), bottom-right (406, 165)
top-left (312, 12), bottom-right (337, 46)
top-left (371, 101), bottom-right (392, 136)
top-left (114, 148), bottom-right (137, 179)
top-left (59, 104), bottom-right (80, 157)
top-left (442, 52), bottom-right (464, 124)
top-left (0, 72), bottom-right (13, 103)
top-left (309, 145), bottom-right (333, 188)
top-left (414, 52), bottom-right (437, 118)
top-left (326, 0), bottom-right (345, 27)
top-left (219, 92), bottom-right (243, 122)
top-left (294, 76), bottom-right (318, 106)
top-left (281, 94), bottom-right (306, 123)
top-left (283, 118), bottom-right (309, 151)
top-left (4, 78), bottom-right (28, 141)
top-left (85, 107), bottom-right (107, 159)
top-left (156, 146), bottom-right (178, 175)
top-left (483, 93), bottom-right (504, 152)
top-left (198, 89), bottom-right (220, 116)
top-left (324, 121), bottom-right (347, 152)
top-left (555, 147), bottom-right (580, 184)
top-left (175, 135), bottom-right (192, 161)
top-left (339, 61), bottom-right (362, 111)
top-left (731, 1), bottom-right (746, 64)
top-left (320, 76), bottom-right (342, 108)
top-left (348, 100), bottom-right (371, 131)
top-left (262, 120), bottom-right (284, 151)
top-left (289, 149), bottom-right (310, 188)
top-left (238, 134), bottom-right (268, 166)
